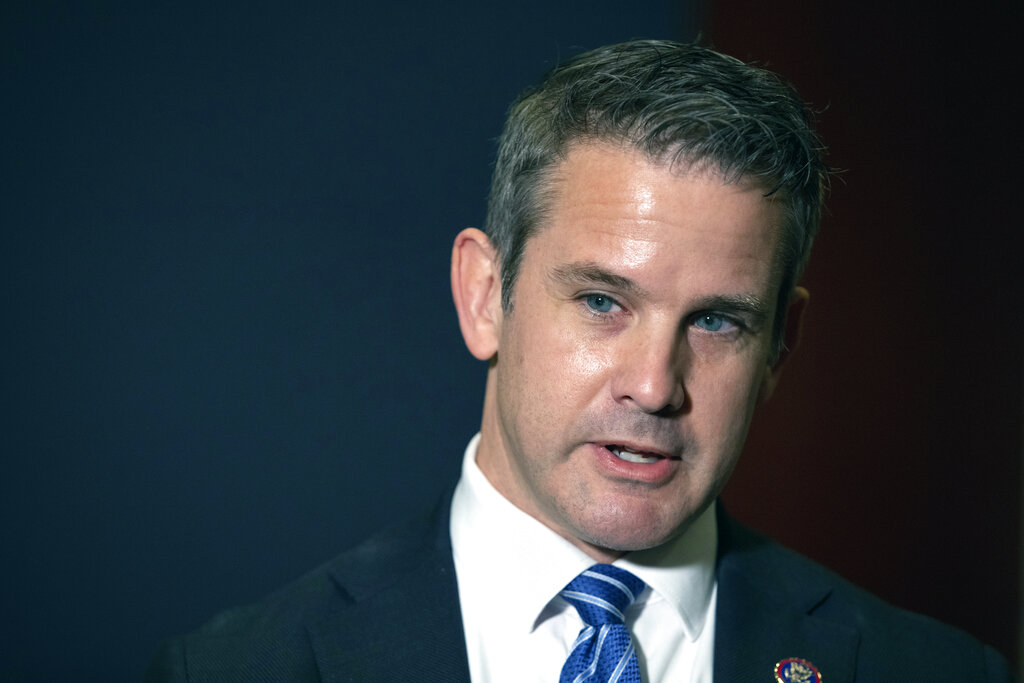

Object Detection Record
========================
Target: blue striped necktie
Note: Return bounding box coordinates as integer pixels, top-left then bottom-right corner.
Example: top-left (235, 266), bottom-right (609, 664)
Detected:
top-left (559, 564), bottom-right (646, 683)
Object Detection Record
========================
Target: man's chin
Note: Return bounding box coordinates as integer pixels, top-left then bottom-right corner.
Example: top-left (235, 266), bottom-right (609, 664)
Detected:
top-left (570, 516), bottom-right (693, 558)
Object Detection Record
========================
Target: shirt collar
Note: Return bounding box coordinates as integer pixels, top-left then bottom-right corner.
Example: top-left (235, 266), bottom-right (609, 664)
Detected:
top-left (449, 434), bottom-right (717, 641)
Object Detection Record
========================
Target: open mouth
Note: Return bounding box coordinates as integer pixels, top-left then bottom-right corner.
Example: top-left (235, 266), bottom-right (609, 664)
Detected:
top-left (606, 445), bottom-right (664, 464)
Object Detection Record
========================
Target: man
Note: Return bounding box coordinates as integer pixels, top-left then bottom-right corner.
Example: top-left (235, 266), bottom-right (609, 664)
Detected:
top-left (147, 40), bottom-right (1013, 682)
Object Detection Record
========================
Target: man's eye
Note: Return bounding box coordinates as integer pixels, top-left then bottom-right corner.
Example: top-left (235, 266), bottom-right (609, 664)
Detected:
top-left (584, 294), bottom-right (619, 314)
top-left (693, 313), bottom-right (735, 332)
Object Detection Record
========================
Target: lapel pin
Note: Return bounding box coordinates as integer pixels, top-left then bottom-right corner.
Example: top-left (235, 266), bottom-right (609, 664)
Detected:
top-left (774, 657), bottom-right (822, 683)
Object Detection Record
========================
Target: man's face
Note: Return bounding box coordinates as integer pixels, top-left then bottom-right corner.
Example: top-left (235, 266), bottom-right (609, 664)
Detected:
top-left (474, 142), bottom-right (789, 559)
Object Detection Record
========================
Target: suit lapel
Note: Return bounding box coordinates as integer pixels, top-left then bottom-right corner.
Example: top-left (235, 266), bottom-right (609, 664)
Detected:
top-left (713, 507), bottom-right (859, 683)
top-left (307, 495), bottom-right (471, 682)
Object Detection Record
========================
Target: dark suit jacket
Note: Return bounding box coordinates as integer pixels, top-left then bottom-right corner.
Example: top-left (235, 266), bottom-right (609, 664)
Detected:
top-left (146, 497), bottom-right (1013, 682)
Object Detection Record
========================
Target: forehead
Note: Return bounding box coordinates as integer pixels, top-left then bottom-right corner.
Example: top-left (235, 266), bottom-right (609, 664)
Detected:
top-left (526, 142), bottom-right (784, 291)
top-left (546, 140), bottom-right (776, 217)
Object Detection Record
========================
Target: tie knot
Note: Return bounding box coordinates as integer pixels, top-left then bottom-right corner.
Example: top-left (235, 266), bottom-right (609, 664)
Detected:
top-left (560, 564), bottom-right (645, 626)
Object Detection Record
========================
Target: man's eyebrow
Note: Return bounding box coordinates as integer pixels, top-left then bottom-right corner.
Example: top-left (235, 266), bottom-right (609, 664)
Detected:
top-left (548, 262), bottom-right (649, 298)
top-left (692, 293), bottom-right (772, 325)
top-left (549, 262), bottom-right (772, 323)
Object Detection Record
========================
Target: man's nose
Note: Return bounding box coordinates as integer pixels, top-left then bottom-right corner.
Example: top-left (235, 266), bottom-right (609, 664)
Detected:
top-left (611, 329), bottom-right (687, 414)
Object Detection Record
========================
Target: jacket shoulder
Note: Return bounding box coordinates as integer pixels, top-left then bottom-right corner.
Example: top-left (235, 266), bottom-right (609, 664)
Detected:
top-left (145, 558), bottom-right (344, 682)
top-left (145, 501), bottom-right (450, 682)
top-left (716, 510), bottom-right (1014, 681)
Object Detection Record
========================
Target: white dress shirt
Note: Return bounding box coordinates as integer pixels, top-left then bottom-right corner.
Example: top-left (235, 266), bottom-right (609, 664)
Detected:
top-left (450, 434), bottom-right (717, 682)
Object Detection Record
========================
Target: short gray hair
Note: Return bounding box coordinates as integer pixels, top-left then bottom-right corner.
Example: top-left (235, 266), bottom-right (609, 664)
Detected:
top-left (484, 40), bottom-right (829, 355)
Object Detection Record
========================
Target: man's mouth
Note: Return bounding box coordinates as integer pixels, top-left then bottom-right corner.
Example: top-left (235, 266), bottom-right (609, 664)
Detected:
top-left (606, 445), bottom-right (664, 464)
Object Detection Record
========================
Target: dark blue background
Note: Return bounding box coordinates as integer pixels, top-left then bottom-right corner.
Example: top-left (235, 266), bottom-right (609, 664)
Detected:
top-left (2, 2), bottom-right (695, 680)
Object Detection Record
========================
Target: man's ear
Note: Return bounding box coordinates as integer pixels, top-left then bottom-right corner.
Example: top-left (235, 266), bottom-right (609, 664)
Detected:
top-left (451, 228), bottom-right (502, 361)
top-left (759, 286), bottom-right (809, 402)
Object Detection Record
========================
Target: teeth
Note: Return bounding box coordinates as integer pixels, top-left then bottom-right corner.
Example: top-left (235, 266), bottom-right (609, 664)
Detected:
top-left (610, 447), bottom-right (660, 464)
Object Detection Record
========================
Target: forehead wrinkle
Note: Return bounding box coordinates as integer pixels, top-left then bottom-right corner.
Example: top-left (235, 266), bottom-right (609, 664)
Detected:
top-left (548, 261), bottom-right (650, 299)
